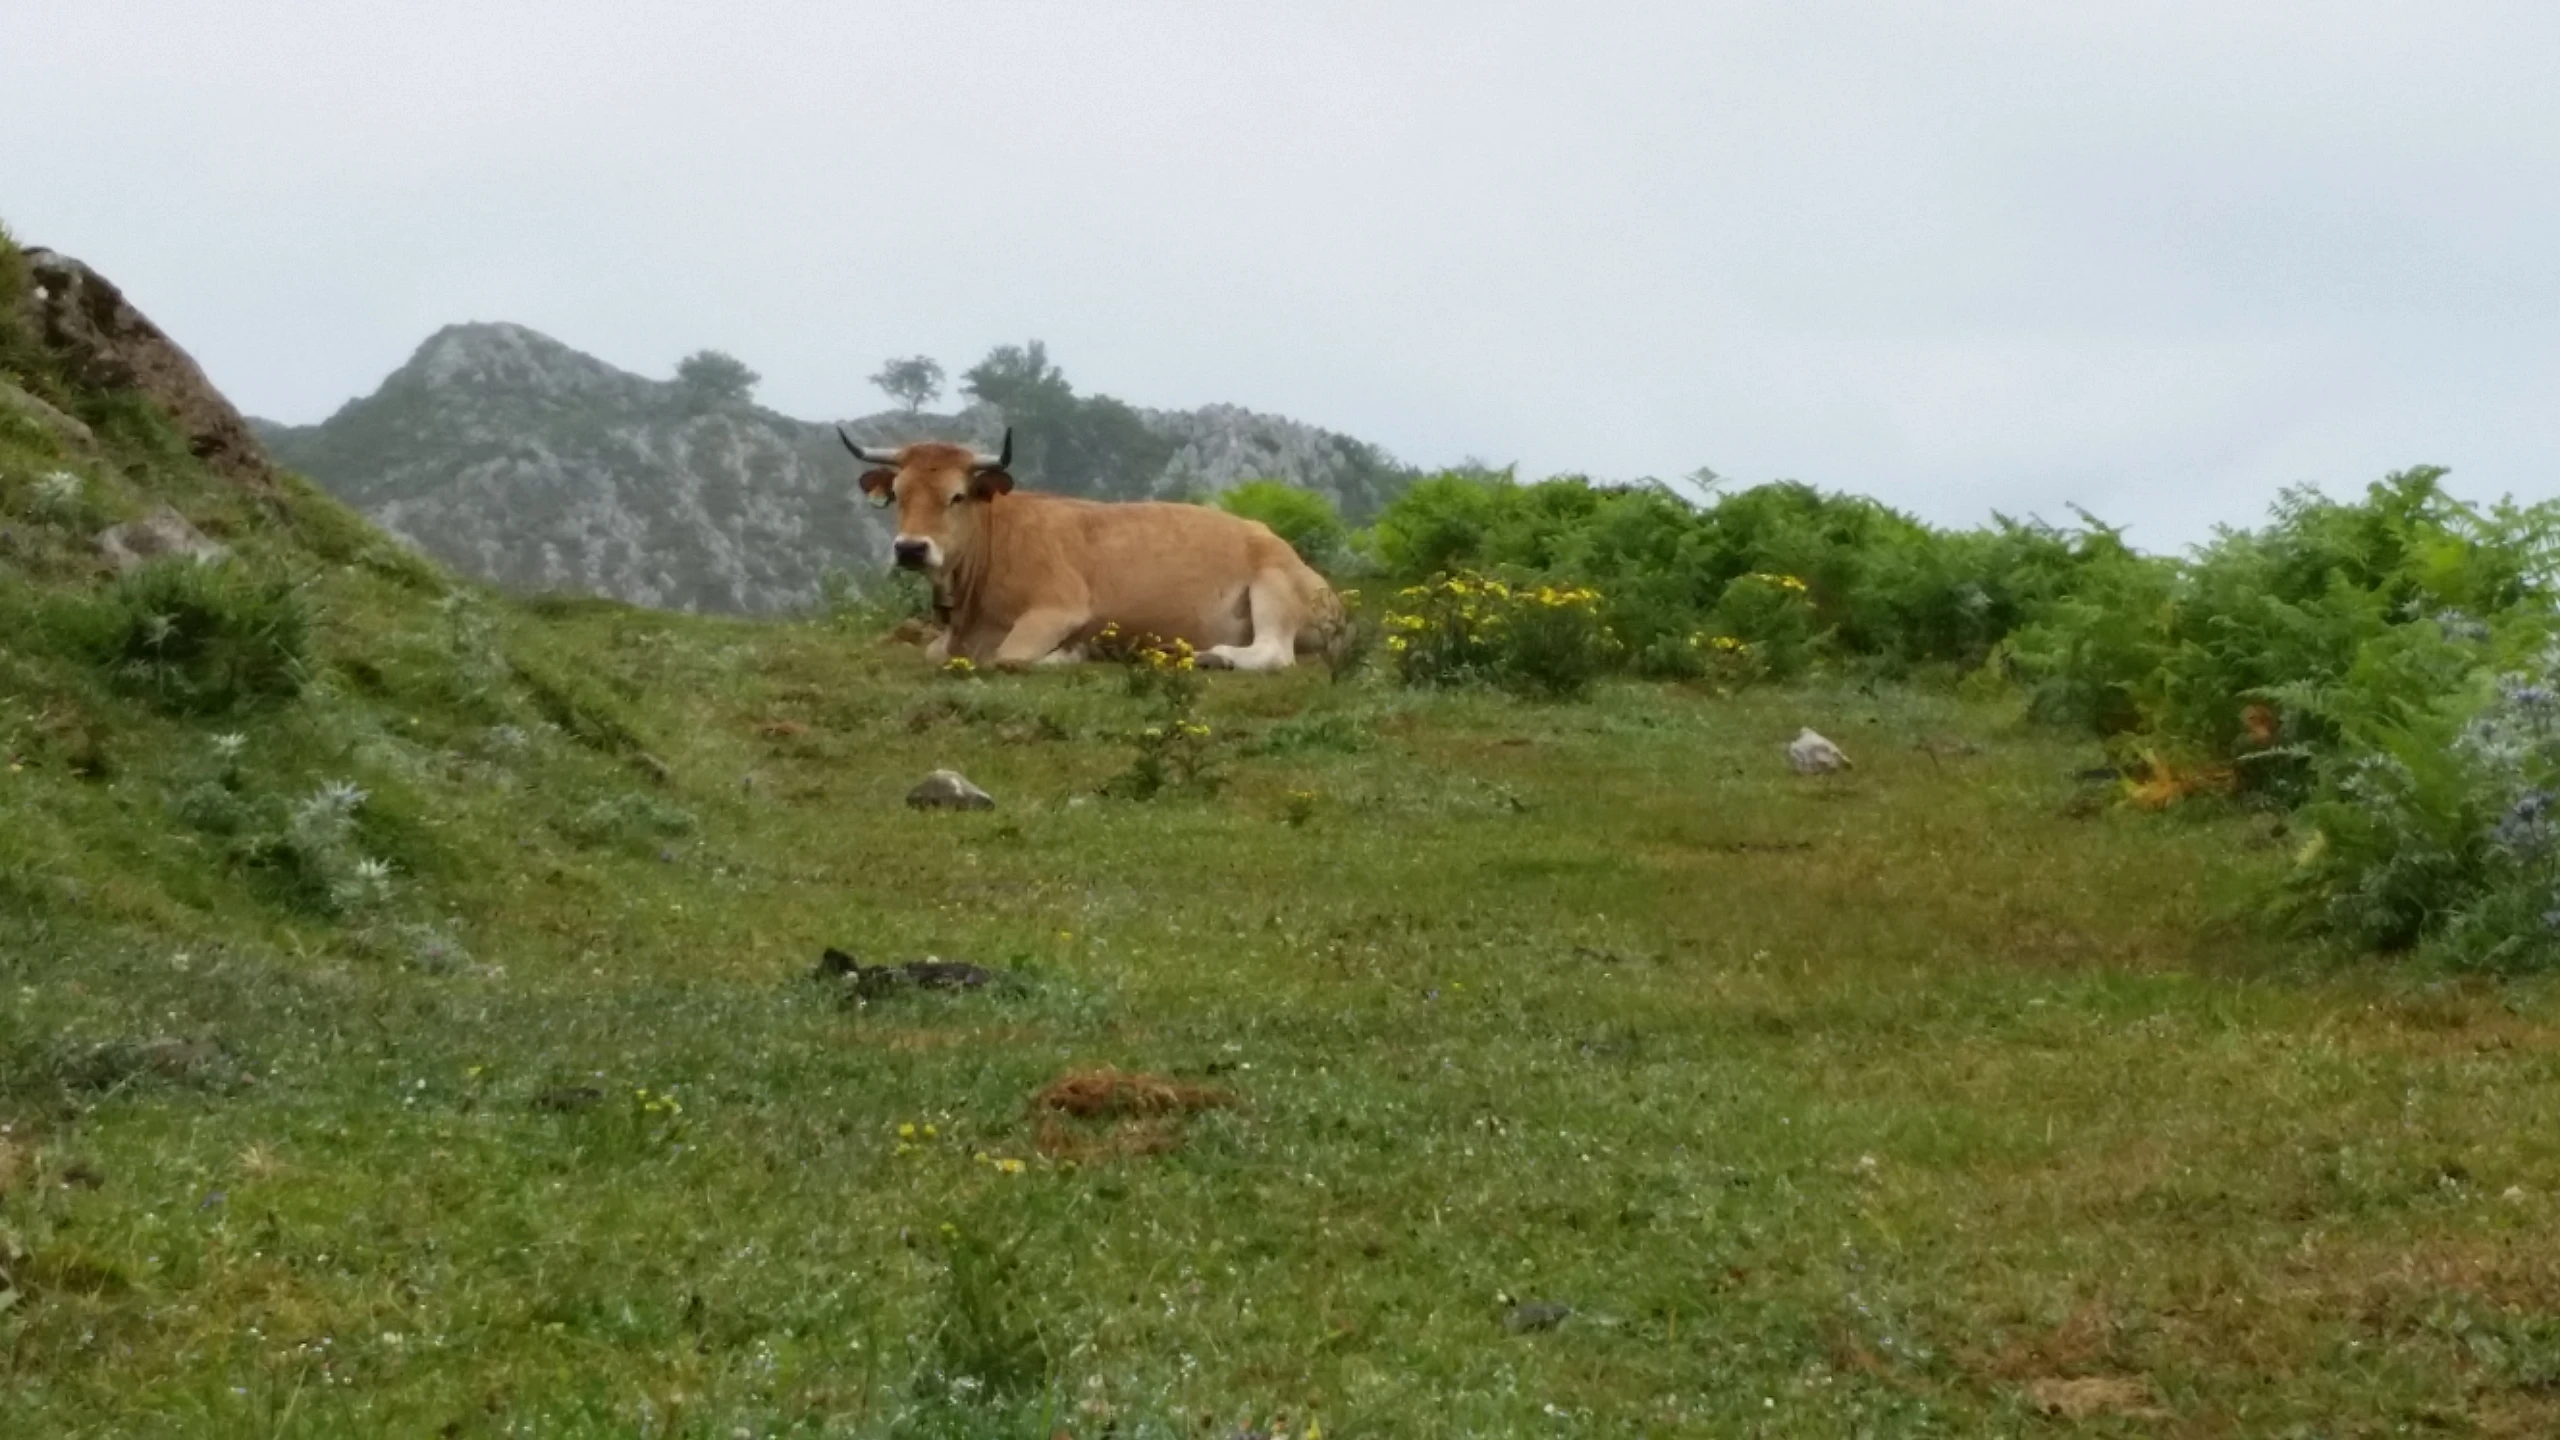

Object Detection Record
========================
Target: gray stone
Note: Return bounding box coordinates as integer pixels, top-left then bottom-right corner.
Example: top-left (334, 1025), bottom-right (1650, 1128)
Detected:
top-left (906, 768), bottom-right (994, 811)
top-left (1501, 1300), bottom-right (1572, 1334)
top-left (0, 378), bottom-right (95, 453)
top-left (1786, 727), bottom-right (1852, 775)
top-left (94, 503), bottom-right (227, 573)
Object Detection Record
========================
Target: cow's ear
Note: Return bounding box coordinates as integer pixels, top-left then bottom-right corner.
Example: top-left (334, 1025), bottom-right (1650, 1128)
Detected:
top-left (970, 468), bottom-right (1015, 500)
top-left (858, 467), bottom-right (897, 501)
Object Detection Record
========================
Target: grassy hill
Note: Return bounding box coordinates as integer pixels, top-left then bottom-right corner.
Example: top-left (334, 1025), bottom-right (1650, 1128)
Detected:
top-left (8, 230), bottom-right (2560, 1436)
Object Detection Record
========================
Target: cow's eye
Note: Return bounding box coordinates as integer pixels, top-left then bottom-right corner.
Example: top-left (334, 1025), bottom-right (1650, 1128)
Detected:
top-left (948, 492), bottom-right (968, 505)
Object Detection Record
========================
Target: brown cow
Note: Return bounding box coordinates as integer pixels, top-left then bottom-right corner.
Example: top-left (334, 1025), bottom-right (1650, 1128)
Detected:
top-left (841, 428), bottom-right (1342, 671)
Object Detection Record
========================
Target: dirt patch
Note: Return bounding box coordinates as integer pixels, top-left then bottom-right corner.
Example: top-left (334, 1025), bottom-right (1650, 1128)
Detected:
top-left (1973, 1300), bottom-right (2128, 1386)
top-left (2022, 1375), bottom-right (2164, 1421)
top-left (1030, 1067), bottom-right (1232, 1161)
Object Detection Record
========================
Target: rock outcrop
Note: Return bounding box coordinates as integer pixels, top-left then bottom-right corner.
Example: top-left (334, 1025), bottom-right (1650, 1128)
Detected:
top-left (17, 249), bottom-right (277, 493)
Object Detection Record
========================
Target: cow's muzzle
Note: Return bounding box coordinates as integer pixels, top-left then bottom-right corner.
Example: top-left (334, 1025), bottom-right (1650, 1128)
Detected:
top-left (892, 538), bottom-right (934, 570)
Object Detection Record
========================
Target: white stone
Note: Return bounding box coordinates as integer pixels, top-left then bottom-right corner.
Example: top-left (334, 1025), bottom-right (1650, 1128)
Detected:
top-left (1786, 727), bottom-right (1852, 774)
top-left (906, 769), bottom-right (994, 811)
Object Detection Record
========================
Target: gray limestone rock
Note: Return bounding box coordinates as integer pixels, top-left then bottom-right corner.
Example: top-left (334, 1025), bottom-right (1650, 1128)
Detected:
top-left (906, 768), bottom-right (994, 811)
top-left (95, 503), bottom-right (227, 573)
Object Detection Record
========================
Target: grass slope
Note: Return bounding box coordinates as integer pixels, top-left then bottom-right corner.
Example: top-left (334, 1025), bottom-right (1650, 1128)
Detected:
top-left (8, 272), bottom-right (2560, 1437)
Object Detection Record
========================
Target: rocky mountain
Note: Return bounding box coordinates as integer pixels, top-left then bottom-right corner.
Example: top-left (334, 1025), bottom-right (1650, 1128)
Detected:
top-left (1147, 402), bottom-right (1411, 520)
top-left (256, 325), bottom-right (1415, 615)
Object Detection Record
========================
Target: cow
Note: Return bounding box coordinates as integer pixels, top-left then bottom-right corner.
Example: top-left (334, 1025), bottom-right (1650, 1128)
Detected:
top-left (840, 428), bottom-right (1343, 672)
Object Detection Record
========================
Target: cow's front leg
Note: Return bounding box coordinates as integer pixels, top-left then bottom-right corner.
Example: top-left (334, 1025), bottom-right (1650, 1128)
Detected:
top-left (990, 608), bottom-right (1091, 671)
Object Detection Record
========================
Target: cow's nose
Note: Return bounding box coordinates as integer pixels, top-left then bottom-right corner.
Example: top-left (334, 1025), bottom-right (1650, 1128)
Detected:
top-left (892, 539), bottom-right (931, 569)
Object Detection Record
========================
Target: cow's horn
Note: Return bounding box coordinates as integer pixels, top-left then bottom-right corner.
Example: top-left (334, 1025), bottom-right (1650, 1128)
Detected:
top-left (837, 426), bottom-right (900, 465)
top-left (970, 427), bottom-right (1013, 473)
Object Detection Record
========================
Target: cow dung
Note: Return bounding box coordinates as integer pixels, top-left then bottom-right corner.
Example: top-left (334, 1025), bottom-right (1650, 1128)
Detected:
top-left (813, 947), bottom-right (1011, 1000)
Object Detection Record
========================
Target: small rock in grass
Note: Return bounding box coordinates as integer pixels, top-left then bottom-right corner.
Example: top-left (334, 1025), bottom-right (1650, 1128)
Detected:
top-left (1502, 1300), bottom-right (1572, 1334)
top-left (93, 504), bottom-right (227, 574)
top-left (0, 378), bottom-right (96, 453)
top-left (907, 768), bottom-right (994, 811)
top-left (1786, 728), bottom-right (1852, 774)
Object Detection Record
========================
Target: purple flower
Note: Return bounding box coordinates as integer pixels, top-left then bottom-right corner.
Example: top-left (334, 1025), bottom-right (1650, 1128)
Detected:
top-left (2495, 790), bottom-right (2558, 855)
top-left (2500, 678), bottom-right (2559, 712)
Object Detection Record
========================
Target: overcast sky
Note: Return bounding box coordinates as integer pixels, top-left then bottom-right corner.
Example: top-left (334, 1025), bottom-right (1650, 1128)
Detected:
top-left (8, 1), bottom-right (2556, 549)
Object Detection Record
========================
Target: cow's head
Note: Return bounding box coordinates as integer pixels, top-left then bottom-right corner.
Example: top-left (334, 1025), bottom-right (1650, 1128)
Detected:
top-left (837, 429), bottom-right (1014, 574)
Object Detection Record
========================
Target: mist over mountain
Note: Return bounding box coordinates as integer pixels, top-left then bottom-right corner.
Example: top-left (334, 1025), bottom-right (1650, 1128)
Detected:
top-left (255, 326), bottom-right (1416, 615)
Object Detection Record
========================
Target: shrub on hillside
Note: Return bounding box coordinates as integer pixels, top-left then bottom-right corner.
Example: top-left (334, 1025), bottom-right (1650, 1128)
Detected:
top-left (1705, 572), bottom-right (1824, 681)
top-left (2272, 613), bottom-right (2560, 969)
top-left (2005, 470), bottom-right (2560, 789)
top-left (1217, 480), bottom-right (1349, 572)
top-left (1365, 471), bottom-right (2144, 683)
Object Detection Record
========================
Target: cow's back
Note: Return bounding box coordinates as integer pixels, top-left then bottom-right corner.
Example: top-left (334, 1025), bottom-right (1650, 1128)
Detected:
top-left (988, 495), bottom-right (1322, 650)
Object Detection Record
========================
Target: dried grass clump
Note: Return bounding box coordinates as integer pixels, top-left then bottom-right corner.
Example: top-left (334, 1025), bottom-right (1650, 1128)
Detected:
top-left (1030, 1068), bottom-right (1233, 1161)
top-left (1032, 1067), bottom-right (1228, 1119)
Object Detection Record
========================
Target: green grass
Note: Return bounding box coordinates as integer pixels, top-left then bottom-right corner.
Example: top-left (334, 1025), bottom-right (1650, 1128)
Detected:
top-left (8, 374), bottom-right (2560, 1435)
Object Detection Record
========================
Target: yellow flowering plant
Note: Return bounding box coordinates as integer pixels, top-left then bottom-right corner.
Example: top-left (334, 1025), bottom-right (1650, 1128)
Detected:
top-left (1383, 570), bottom-right (1615, 699)
top-left (1103, 632), bottom-right (1224, 799)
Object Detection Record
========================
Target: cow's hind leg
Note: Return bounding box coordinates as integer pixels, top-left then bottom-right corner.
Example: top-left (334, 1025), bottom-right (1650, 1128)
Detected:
top-left (1201, 573), bottom-right (1301, 672)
